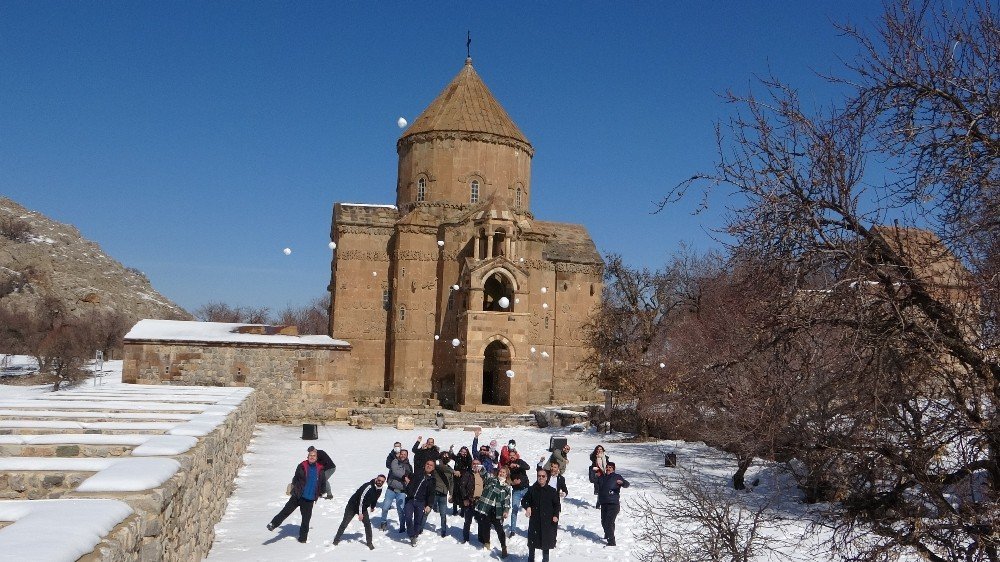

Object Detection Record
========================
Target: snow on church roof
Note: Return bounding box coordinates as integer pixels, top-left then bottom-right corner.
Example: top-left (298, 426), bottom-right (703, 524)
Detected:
top-left (124, 319), bottom-right (350, 347)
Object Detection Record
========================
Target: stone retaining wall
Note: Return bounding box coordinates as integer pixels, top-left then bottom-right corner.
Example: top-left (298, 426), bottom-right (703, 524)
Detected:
top-left (83, 390), bottom-right (258, 560)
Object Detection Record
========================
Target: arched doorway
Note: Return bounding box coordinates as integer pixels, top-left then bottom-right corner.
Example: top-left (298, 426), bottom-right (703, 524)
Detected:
top-left (482, 340), bottom-right (511, 406)
top-left (483, 271), bottom-right (515, 311)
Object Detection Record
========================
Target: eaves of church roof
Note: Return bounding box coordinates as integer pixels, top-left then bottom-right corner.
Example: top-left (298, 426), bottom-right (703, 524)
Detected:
top-left (400, 58), bottom-right (530, 147)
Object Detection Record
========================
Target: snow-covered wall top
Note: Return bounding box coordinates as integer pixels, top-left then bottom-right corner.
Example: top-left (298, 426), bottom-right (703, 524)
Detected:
top-left (124, 319), bottom-right (350, 347)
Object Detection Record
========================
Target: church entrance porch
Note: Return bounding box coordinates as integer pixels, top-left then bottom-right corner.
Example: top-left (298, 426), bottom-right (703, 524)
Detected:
top-left (482, 340), bottom-right (511, 406)
top-left (456, 336), bottom-right (527, 412)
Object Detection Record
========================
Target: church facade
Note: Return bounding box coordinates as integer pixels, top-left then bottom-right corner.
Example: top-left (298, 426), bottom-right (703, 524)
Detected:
top-left (329, 58), bottom-right (604, 412)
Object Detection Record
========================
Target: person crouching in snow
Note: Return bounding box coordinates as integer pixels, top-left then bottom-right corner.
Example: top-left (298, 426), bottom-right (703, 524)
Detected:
top-left (521, 467), bottom-right (561, 562)
top-left (589, 461), bottom-right (630, 546)
top-left (475, 465), bottom-right (512, 558)
top-left (333, 474), bottom-right (385, 550)
top-left (267, 448), bottom-right (328, 543)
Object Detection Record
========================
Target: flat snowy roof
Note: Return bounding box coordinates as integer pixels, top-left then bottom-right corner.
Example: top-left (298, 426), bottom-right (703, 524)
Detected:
top-left (124, 319), bottom-right (350, 347)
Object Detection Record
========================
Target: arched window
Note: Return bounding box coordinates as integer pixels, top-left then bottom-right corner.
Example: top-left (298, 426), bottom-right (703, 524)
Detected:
top-left (483, 271), bottom-right (515, 312)
top-left (470, 180), bottom-right (480, 204)
top-left (399, 305), bottom-right (406, 322)
top-left (515, 187), bottom-right (522, 208)
top-left (417, 178), bottom-right (426, 202)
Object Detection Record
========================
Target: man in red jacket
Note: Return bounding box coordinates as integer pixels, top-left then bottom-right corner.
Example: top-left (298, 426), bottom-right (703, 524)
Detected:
top-left (267, 449), bottom-right (328, 543)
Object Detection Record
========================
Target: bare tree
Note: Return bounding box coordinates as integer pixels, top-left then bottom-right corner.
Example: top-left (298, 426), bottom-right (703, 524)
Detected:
top-left (584, 251), bottom-right (721, 438)
top-left (663, 1), bottom-right (999, 557)
top-left (276, 295), bottom-right (330, 335)
top-left (633, 468), bottom-right (795, 562)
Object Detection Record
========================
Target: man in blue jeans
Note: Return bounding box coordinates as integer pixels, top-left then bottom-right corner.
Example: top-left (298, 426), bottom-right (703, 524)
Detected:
top-left (266, 449), bottom-right (329, 543)
top-left (380, 448), bottom-right (412, 532)
top-left (403, 459), bottom-right (437, 546)
top-left (506, 450), bottom-right (532, 537)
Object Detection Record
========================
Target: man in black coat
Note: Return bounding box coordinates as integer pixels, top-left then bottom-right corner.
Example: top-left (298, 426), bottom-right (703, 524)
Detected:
top-left (412, 435), bottom-right (441, 470)
top-left (267, 449), bottom-right (329, 543)
top-left (589, 461), bottom-right (630, 546)
top-left (521, 468), bottom-right (561, 562)
top-left (403, 459), bottom-right (437, 546)
top-left (333, 474), bottom-right (386, 550)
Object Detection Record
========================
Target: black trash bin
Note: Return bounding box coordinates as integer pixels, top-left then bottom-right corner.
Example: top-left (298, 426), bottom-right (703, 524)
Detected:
top-left (664, 452), bottom-right (677, 467)
top-left (302, 423), bottom-right (318, 440)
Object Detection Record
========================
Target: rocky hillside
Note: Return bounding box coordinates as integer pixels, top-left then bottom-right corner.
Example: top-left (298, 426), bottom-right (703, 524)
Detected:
top-left (0, 197), bottom-right (191, 322)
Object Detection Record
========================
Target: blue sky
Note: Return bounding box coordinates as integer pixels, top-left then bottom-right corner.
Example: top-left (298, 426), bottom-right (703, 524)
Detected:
top-left (1, 2), bottom-right (886, 314)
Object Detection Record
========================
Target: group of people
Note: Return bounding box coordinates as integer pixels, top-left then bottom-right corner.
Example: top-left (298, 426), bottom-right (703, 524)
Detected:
top-left (265, 431), bottom-right (630, 560)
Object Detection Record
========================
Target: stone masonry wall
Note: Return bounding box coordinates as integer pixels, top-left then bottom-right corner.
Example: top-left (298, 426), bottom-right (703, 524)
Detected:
top-left (123, 341), bottom-right (353, 423)
top-left (81, 390), bottom-right (258, 561)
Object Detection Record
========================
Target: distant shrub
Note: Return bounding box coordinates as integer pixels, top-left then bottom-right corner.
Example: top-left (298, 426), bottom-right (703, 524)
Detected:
top-left (124, 267), bottom-right (148, 282)
top-left (0, 217), bottom-right (31, 242)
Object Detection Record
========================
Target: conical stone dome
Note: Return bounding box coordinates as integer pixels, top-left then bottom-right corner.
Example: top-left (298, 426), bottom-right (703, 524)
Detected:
top-left (399, 58), bottom-right (532, 153)
top-left (395, 57), bottom-right (533, 210)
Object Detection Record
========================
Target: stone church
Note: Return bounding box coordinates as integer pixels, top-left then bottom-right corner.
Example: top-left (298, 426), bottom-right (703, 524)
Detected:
top-left (329, 57), bottom-right (604, 412)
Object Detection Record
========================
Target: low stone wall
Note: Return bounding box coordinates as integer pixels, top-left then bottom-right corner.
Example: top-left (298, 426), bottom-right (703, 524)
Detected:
top-left (123, 340), bottom-right (354, 423)
top-left (0, 385), bottom-right (257, 561)
top-left (0, 471), bottom-right (91, 499)
top-left (84, 391), bottom-right (258, 560)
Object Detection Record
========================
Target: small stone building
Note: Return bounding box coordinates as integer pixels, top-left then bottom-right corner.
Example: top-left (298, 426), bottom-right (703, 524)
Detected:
top-left (329, 58), bottom-right (604, 412)
top-left (122, 319), bottom-right (354, 422)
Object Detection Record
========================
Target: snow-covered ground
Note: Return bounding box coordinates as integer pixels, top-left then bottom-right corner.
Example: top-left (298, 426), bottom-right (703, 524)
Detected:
top-left (0, 356), bottom-right (833, 561)
top-left (206, 425), bottom-right (825, 561)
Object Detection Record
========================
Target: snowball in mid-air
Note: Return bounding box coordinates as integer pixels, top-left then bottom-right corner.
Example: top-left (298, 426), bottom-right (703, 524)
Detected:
top-left (505, 369), bottom-right (515, 379)
top-left (283, 248), bottom-right (292, 255)
top-left (372, 271), bottom-right (377, 277)
top-left (397, 117), bottom-right (408, 128)
top-left (515, 298), bottom-right (520, 304)
top-left (659, 362), bottom-right (666, 369)
top-left (452, 284), bottom-right (460, 291)
top-left (541, 287), bottom-right (548, 294)
top-left (434, 334), bottom-right (440, 341)
top-left (541, 351), bottom-right (549, 358)
top-left (437, 240), bottom-right (445, 247)
top-left (329, 241), bottom-right (336, 250)
top-left (530, 347), bottom-right (536, 353)
top-left (498, 297), bottom-right (510, 309)
top-left (451, 338), bottom-right (461, 347)
top-left (542, 303), bottom-right (549, 309)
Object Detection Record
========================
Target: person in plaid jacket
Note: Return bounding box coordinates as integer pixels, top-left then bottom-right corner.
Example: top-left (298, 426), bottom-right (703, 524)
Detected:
top-left (474, 465), bottom-right (512, 558)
